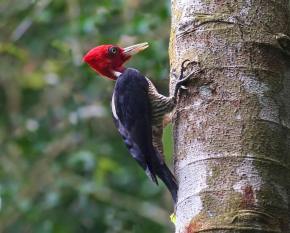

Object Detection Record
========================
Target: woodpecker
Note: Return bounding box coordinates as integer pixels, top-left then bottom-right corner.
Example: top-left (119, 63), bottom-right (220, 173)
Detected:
top-left (83, 42), bottom-right (196, 203)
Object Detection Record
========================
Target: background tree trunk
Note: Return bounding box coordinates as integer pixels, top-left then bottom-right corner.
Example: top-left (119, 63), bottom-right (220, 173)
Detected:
top-left (169, 0), bottom-right (290, 232)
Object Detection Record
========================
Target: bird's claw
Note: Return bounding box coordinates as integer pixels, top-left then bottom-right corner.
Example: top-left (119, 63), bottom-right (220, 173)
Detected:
top-left (177, 59), bottom-right (199, 85)
top-left (173, 59), bottom-right (200, 98)
top-left (179, 59), bottom-right (198, 81)
top-left (177, 76), bottom-right (191, 86)
top-left (180, 59), bottom-right (190, 74)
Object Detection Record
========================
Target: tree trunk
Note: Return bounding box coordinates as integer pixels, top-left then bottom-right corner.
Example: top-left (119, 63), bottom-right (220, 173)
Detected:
top-left (169, 1), bottom-right (290, 232)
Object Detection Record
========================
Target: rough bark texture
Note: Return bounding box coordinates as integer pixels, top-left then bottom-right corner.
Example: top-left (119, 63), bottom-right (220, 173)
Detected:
top-left (169, 1), bottom-right (290, 232)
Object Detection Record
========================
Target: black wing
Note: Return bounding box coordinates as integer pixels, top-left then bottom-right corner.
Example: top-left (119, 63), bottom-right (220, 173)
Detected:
top-left (112, 68), bottom-right (158, 183)
top-left (112, 68), bottom-right (178, 202)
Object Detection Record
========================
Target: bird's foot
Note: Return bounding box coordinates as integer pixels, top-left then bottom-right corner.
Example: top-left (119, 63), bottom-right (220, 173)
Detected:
top-left (174, 59), bottom-right (200, 98)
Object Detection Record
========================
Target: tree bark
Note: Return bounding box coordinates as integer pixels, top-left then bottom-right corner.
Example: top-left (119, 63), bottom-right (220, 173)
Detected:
top-left (169, 1), bottom-right (290, 232)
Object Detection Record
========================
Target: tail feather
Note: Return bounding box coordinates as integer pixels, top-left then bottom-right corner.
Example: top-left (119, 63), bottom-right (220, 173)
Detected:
top-left (145, 167), bottom-right (158, 185)
top-left (156, 162), bottom-right (178, 203)
top-left (113, 115), bottom-right (177, 202)
top-left (151, 150), bottom-right (178, 203)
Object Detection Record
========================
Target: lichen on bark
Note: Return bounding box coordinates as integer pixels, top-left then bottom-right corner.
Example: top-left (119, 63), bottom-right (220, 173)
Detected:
top-left (170, 0), bottom-right (290, 232)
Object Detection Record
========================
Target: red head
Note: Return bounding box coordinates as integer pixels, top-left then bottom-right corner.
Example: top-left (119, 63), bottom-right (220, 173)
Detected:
top-left (83, 42), bottom-right (149, 80)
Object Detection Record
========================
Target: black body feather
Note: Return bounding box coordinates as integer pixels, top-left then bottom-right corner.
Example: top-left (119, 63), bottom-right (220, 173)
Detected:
top-left (111, 68), bottom-right (178, 203)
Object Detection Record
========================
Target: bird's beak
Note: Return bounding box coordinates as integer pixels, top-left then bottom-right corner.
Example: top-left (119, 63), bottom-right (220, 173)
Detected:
top-left (123, 42), bottom-right (149, 56)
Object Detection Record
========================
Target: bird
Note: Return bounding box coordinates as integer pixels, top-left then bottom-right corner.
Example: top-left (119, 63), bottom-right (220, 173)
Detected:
top-left (83, 42), bottom-right (197, 203)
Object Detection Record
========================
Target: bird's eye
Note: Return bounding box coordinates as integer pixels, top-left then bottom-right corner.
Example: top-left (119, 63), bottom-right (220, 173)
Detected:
top-left (109, 47), bottom-right (118, 55)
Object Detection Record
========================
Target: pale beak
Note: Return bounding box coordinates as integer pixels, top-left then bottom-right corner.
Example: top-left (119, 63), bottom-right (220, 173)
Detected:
top-left (123, 42), bottom-right (149, 56)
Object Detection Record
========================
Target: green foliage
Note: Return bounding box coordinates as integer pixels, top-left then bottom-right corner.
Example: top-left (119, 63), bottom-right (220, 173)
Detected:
top-left (0, 0), bottom-right (174, 232)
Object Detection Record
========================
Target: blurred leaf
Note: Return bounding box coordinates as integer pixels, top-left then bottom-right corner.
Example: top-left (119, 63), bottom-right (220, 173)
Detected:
top-left (67, 150), bottom-right (96, 172)
top-left (94, 157), bottom-right (119, 183)
top-left (21, 72), bottom-right (46, 89)
top-left (0, 43), bottom-right (27, 61)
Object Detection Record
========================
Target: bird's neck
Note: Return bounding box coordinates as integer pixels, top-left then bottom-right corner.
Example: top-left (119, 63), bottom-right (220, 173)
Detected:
top-left (112, 67), bottom-right (126, 79)
top-left (113, 71), bottom-right (122, 78)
